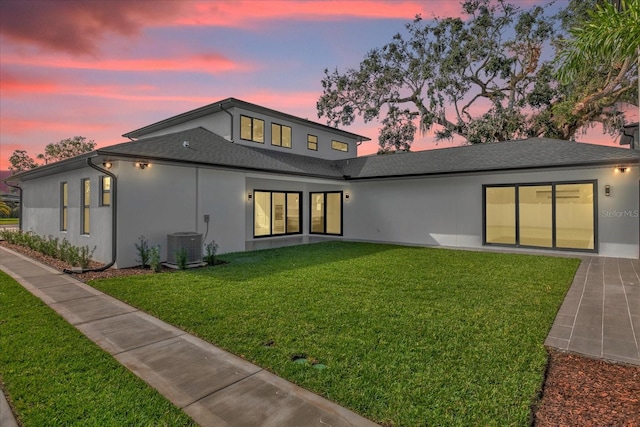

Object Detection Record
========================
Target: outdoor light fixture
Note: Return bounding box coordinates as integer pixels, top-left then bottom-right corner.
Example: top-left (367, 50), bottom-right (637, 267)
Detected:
top-left (605, 185), bottom-right (611, 196)
top-left (345, 193), bottom-right (350, 199)
top-left (136, 161), bottom-right (149, 170)
top-left (248, 193), bottom-right (252, 200)
top-left (617, 166), bottom-right (628, 173)
top-left (102, 161), bottom-right (113, 169)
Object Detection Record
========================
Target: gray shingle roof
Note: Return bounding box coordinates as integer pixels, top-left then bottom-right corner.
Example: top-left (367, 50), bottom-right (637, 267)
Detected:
top-left (99, 127), bottom-right (345, 179)
top-left (338, 137), bottom-right (640, 179)
top-left (9, 130), bottom-right (640, 183)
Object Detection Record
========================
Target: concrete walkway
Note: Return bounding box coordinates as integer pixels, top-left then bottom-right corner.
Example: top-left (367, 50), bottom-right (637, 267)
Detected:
top-left (0, 246), bottom-right (378, 427)
top-left (545, 257), bottom-right (640, 365)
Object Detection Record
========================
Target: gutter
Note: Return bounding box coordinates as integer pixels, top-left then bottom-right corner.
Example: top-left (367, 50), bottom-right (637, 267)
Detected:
top-left (64, 158), bottom-right (117, 273)
top-left (219, 101), bottom-right (234, 142)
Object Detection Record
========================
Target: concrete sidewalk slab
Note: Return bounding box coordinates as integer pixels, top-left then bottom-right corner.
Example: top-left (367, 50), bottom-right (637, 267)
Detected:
top-left (0, 246), bottom-right (379, 427)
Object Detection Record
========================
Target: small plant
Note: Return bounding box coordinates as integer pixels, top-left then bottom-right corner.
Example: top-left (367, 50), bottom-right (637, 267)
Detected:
top-left (204, 240), bottom-right (219, 266)
top-left (78, 245), bottom-right (96, 269)
top-left (175, 247), bottom-right (188, 270)
top-left (135, 235), bottom-right (151, 268)
top-left (149, 245), bottom-right (162, 273)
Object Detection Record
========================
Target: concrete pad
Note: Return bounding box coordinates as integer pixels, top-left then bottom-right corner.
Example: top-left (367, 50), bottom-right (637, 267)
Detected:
top-left (115, 334), bottom-right (262, 408)
top-left (568, 336), bottom-right (601, 357)
top-left (603, 337), bottom-right (640, 361)
top-left (544, 336), bottom-right (569, 350)
top-left (17, 274), bottom-right (72, 289)
top-left (29, 282), bottom-right (101, 304)
top-left (184, 370), bottom-right (379, 427)
top-left (76, 311), bottom-right (186, 354)
top-left (50, 294), bottom-right (137, 325)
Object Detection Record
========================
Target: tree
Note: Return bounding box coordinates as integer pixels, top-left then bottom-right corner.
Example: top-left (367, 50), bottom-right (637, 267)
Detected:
top-left (554, 0), bottom-right (639, 136)
top-left (317, 0), bottom-right (559, 152)
top-left (38, 136), bottom-right (96, 164)
top-left (8, 150), bottom-right (38, 173)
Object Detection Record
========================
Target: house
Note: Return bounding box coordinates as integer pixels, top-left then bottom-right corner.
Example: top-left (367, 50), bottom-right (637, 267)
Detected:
top-left (6, 98), bottom-right (640, 268)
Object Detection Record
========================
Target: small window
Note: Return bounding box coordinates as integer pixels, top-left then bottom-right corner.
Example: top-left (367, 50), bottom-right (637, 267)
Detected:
top-left (60, 182), bottom-right (68, 231)
top-left (81, 178), bottom-right (90, 235)
top-left (307, 134), bottom-right (318, 151)
top-left (240, 115), bottom-right (264, 143)
top-left (331, 140), bottom-right (348, 152)
top-left (100, 176), bottom-right (111, 206)
top-left (271, 123), bottom-right (292, 148)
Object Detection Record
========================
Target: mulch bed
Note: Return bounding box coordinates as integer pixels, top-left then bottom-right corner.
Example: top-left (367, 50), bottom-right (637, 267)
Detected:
top-left (2, 241), bottom-right (639, 425)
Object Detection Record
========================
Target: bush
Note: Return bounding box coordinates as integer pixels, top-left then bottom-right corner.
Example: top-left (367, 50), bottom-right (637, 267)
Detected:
top-left (204, 241), bottom-right (219, 266)
top-left (149, 245), bottom-right (162, 273)
top-left (176, 247), bottom-right (188, 270)
top-left (135, 236), bottom-right (150, 268)
top-left (0, 230), bottom-right (90, 268)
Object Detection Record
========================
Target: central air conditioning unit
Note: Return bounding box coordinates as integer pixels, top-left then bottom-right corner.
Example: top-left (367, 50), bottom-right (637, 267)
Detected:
top-left (166, 232), bottom-right (203, 265)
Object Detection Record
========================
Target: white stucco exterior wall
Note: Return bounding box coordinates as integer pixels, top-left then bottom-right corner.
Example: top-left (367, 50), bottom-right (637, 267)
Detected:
top-left (345, 165), bottom-right (640, 259)
top-left (20, 165), bottom-right (113, 264)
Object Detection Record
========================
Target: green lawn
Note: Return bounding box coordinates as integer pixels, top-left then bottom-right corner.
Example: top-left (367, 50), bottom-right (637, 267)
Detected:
top-left (0, 271), bottom-right (195, 427)
top-left (90, 242), bottom-right (580, 426)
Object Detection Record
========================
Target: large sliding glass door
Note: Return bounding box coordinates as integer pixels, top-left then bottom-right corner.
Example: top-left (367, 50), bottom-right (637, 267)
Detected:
top-left (254, 191), bottom-right (301, 238)
top-left (483, 181), bottom-right (596, 251)
top-left (310, 191), bottom-right (342, 235)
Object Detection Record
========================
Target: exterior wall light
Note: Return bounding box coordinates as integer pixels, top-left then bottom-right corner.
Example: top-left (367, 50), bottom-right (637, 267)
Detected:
top-left (345, 193), bottom-right (350, 199)
top-left (102, 161), bottom-right (113, 169)
top-left (617, 166), bottom-right (628, 173)
top-left (605, 185), bottom-right (611, 196)
top-left (248, 193), bottom-right (252, 200)
top-left (135, 161), bottom-right (149, 169)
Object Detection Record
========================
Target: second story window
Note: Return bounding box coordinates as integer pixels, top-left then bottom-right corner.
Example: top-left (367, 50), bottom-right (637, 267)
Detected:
top-left (240, 115), bottom-right (265, 143)
top-left (331, 140), bottom-right (348, 152)
top-left (307, 134), bottom-right (318, 151)
top-left (271, 123), bottom-right (292, 148)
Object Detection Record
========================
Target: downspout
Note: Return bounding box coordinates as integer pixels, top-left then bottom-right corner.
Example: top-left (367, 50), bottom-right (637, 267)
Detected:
top-left (220, 102), bottom-right (234, 142)
top-left (64, 158), bottom-right (117, 273)
top-left (5, 182), bottom-right (22, 230)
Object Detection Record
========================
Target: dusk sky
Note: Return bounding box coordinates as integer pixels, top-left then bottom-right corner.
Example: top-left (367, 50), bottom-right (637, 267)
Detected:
top-left (0, 0), bottom-right (631, 170)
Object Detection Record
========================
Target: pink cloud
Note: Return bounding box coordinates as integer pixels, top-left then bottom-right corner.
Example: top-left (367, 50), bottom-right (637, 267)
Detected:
top-left (0, 0), bottom-right (181, 55)
top-left (174, 1), bottom-right (465, 27)
top-left (2, 53), bottom-right (250, 74)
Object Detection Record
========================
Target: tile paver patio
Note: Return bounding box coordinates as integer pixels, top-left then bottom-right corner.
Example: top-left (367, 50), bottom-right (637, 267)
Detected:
top-left (545, 257), bottom-right (640, 365)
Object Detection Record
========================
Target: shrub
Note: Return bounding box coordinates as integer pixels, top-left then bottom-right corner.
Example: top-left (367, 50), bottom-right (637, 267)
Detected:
top-left (149, 245), bottom-right (162, 273)
top-left (204, 241), bottom-right (219, 266)
top-left (78, 245), bottom-right (96, 269)
top-left (176, 247), bottom-right (188, 270)
top-left (135, 236), bottom-right (150, 268)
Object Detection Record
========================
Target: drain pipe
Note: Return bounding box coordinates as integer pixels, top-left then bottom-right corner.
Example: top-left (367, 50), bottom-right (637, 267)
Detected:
top-left (4, 182), bottom-right (22, 230)
top-left (220, 102), bottom-right (234, 142)
top-left (64, 158), bottom-right (117, 273)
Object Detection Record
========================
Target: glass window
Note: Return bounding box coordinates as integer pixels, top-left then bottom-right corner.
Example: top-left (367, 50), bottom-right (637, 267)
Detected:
top-left (331, 140), bottom-right (348, 152)
top-left (556, 183), bottom-right (594, 249)
top-left (484, 181), bottom-right (596, 251)
top-left (310, 192), bottom-right (343, 235)
top-left (82, 178), bottom-right (90, 235)
top-left (272, 123), bottom-right (292, 148)
top-left (485, 186), bottom-right (515, 244)
top-left (61, 182), bottom-right (68, 231)
top-left (519, 185), bottom-right (552, 248)
top-left (311, 193), bottom-right (325, 233)
top-left (240, 115), bottom-right (265, 143)
top-left (254, 191), bottom-right (271, 237)
top-left (100, 176), bottom-right (111, 206)
top-left (307, 134), bottom-right (318, 151)
top-left (253, 190), bottom-right (301, 237)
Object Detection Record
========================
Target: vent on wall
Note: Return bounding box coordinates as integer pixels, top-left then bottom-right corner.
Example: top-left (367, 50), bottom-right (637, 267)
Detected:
top-left (166, 232), bottom-right (203, 265)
